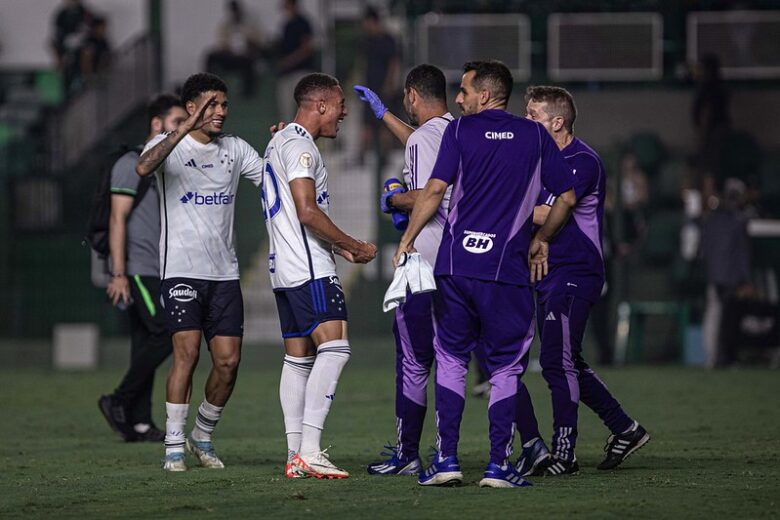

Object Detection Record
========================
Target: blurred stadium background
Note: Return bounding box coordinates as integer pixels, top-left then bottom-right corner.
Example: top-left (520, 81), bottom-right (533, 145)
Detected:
top-left (1, 0), bottom-right (779, 367)
top-left (2, 0), bottom-right (780, 517)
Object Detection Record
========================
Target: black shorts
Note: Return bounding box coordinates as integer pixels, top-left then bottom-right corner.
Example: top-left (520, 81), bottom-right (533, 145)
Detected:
top-left (274, 276), bottom-right (348, 338)
top-left (160, 278), bottom-right (244, 341)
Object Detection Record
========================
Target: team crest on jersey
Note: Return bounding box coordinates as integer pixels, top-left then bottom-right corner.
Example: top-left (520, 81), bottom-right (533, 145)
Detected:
top-left (462, 230), bottom-right (495, 254)
top-left (169, 283), bottom-right (197, 302)
top-left (299, 152), bottom-right (313, 169)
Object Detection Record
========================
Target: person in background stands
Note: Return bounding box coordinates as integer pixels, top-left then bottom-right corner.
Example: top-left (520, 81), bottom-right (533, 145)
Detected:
top-left (275, 0), bottom-right (315, 121)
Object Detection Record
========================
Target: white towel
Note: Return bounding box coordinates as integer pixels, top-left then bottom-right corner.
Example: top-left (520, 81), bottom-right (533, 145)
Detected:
top-left (382, 267), bottom-right (408, 312)
top-left (382, 252), bottom-right (437, 312)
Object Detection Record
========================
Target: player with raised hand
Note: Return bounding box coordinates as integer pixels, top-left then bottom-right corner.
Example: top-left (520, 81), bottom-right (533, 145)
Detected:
top-left (136, 73), bottom-right (264, 472)
top-left (263, 73), bottom-right (377, 479)
top-left (355, 65), bottom-right (455, 476)
top-left (513, 86), bottom-right (650, 476)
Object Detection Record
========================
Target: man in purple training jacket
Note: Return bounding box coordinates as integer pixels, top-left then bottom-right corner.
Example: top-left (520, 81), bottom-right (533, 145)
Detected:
top-left (512, 86), bottom-right (651, 477)
top-left (394, 61), bottom-right (577, 488)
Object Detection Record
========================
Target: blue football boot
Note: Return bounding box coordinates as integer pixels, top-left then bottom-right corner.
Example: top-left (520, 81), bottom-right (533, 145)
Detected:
top-left (417, 453), bottom-right (463, 486)
top-left (515, 438), bottom-right (552, 476)
top-left (479, 462), bottom-right (533, 488)
top-left (367, 445), bottom-right (422, 475)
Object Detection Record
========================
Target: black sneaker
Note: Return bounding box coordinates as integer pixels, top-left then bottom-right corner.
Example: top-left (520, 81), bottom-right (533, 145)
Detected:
top-left (132, 424), bottom-right (165, 443)
top-left (544, 456), bottom-right (579, 476)
top-left (597, 423), bottom-right (650, 470)
top-left (97, 395), bottom-right (136, 441)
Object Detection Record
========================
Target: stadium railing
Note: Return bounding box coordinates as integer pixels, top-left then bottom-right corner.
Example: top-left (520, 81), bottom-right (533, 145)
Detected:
top-left (47, 34), bottom-right (157, 173)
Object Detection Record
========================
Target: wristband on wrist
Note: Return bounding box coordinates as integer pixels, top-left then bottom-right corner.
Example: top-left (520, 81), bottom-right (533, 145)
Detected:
top-left (111, 273), bottom-right (126, 278)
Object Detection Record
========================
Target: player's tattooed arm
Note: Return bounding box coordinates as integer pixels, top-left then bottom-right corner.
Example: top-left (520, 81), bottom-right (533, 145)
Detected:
top-left (290, 178), bottom-right (377, 264)
top-left (136, 94), bottom-right (216, 177)
top-left (135, 130), bottom-right (185, 177)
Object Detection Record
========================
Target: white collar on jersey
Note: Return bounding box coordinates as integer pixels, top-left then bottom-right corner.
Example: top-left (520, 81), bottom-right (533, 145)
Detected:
top-left (422, 112), bottom-right (454, 127)
top-left (286, 123), bottom-right (313, 140)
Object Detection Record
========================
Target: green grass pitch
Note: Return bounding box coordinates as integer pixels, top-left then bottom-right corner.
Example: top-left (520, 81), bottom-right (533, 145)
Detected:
top-left (2, 348), bottom-right (779, 518)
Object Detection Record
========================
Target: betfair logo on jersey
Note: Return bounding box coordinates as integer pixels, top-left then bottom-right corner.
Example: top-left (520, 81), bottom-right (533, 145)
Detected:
top-left (169, 283), bottom-right (197, 302)
top-left (485, 131), bottom-right (514, 140)
top-left (462, 230), bottom-right (495, 254)
top-left (179, 191), bottom-right (236, 205)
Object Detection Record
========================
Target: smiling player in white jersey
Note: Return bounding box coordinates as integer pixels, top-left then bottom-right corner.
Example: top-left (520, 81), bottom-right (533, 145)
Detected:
top-left (354, 64), bottom-right (455, 476)
top-left (263, 73), bottom-right (377, 479)
top-left (136, 73), bottom-right (263, 472)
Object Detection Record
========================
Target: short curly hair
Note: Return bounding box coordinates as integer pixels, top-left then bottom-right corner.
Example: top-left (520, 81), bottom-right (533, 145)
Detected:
top-left (405, 64), bottom-right (446, 102)
top-left (294, 73), bottom-right (340, 106)
top-left (181, 73), bottom-right (228, 105)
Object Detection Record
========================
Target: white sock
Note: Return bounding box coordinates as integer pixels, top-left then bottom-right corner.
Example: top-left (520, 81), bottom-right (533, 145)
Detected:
top-left (165, 402), bottom-right (189, 455)
top-left (622, 420), bottom-right (639, 435)
top-left (280, 354), bottom-right (315, 454)
top-left (301, 424), bottom-right (322, 456)
top-left (191, 399), bottom-right (224, 443)
top-left (300, 340), bottom-right (351, 455)
top-left (134, 423), bottom-right (150, 434)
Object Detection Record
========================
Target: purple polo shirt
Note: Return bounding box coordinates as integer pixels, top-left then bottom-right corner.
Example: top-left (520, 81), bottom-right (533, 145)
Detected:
top-left (536, 137), bottom-right (606, 303)
top-left (429, 109), bottom-right (575, 286)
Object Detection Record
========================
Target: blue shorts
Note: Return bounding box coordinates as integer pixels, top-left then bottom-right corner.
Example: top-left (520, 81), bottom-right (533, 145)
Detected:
top-left (160, 278), bottom-right (244, 341)
top-left (274, 276), bottom-right (348, 338)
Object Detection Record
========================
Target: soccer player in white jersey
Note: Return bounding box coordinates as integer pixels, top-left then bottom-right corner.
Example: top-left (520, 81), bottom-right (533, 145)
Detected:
top-left (354, 65), bottom-right (455, 476)
top-left (136, 73), bottom-right (264, 472)
top-left (263, 73), bottom-right (377, 479)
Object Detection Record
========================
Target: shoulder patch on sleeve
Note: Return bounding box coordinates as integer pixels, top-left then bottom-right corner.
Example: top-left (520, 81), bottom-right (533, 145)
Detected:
top-left (299, 152), bottom-right (313, 169)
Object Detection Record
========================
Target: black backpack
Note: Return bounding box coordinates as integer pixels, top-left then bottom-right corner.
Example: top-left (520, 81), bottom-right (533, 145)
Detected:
top-left (84, 145), bottom-right (151, 258)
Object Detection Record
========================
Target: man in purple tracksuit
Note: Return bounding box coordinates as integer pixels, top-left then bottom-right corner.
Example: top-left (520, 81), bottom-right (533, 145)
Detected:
top-left (355, 65), bottom-right (455, 476)
top-left (513, 86), bottom-right (650, 477)
top-left (394, 61), bottom-right (578, 488)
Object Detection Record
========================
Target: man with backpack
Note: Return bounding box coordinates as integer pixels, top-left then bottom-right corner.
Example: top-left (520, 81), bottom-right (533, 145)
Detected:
top-left (97, 94), bottom-right (188, 442)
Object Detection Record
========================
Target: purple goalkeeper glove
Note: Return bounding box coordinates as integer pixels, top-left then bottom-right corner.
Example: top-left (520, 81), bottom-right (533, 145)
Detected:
top-left (354, 85), bottom-right (388, 119)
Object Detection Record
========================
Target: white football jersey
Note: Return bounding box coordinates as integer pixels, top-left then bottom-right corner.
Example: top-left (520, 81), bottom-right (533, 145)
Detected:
top-left (403, 113), bottom-right (454, 265)
top-left (144, 132), bottom-right (263, 281)
top-left (262, 123), bottom-right (337, 289)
